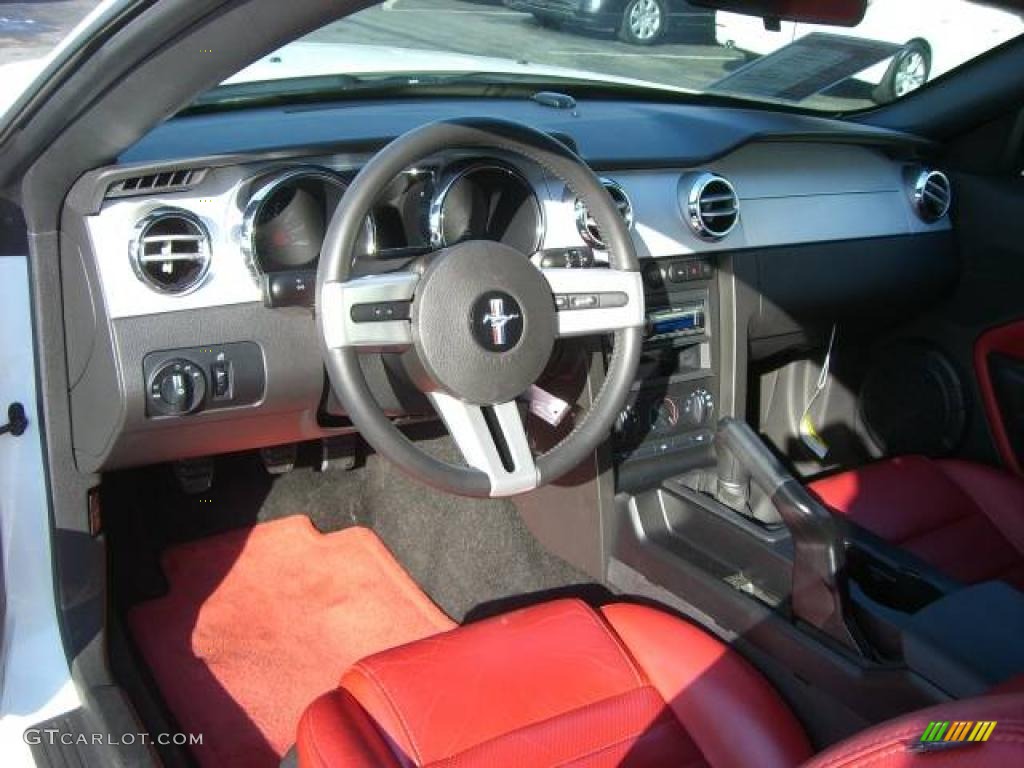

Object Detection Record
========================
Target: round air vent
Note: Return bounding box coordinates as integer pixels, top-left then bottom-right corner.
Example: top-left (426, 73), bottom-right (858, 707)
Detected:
top-left (130, 208), bottom-right (211, 294)
top-left (911, 169), bottom-right (951, 222)
top-left (574, 178), bottom-right (633, 250)
top-left (683, 172), bottom-right (739, 240)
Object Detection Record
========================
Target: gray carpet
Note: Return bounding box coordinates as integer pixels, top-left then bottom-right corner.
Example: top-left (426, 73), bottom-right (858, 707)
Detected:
top-left (107, 432), bottom-right (598, 622)
top-left (358, 435), bottom-right (598, 621)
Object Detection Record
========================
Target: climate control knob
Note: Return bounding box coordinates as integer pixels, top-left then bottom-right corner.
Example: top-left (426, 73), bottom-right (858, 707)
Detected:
top-left (149, 359), bottom-right (207, 416)
top-left (649, 397), bottom-right (680, 433)
top-left (682, 388), bottom-right (715, 428)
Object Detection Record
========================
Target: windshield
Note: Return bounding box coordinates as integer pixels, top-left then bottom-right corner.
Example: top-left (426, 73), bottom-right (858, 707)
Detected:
top-left (0, 1), bottom-right (107, 114)
top-left (203, 0), bottom-right (1022, 113)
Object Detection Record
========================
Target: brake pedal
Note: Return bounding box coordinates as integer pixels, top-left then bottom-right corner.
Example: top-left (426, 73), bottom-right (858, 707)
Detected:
top-left (174, 457), bottom-right (214, 495)
top-left (261, 443), bottom-right (298, 475)
top-left (317, 436), bottom-right (357, 472)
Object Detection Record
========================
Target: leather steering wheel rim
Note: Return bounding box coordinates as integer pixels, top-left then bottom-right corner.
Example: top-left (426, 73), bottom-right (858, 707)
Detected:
top-left (316, 117), bottom-right (644, 497)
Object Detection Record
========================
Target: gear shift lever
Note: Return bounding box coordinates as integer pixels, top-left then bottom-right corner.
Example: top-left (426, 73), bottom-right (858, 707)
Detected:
top-left (714, 430), bottom-right (751, 512)
top-left (713, 418), bottom-right (866, 653)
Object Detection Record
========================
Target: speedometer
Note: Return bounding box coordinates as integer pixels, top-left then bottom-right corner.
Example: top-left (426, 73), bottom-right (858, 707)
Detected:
top-left (430, 164), bottom-right (543, 254)
top-left (242, 167), bottom-right (374, 273)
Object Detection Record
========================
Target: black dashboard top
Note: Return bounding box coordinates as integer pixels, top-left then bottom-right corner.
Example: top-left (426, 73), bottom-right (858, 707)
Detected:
top-left (120, 97), bottom-right (933, 168)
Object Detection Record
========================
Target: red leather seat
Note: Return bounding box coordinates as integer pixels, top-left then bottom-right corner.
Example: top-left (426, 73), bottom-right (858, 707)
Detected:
top-left (297, 598), bottom-right (1024, 767)
top-left (297, 599), bottom-right (811, 767)
top-left (801, 684), bottom-right (1024, 768)
top-left (808, 456), bottom-right (1024, 590)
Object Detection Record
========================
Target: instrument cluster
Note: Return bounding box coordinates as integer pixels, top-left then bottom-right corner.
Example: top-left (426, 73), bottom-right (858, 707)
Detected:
top-left (240, 158), bottom-right (544, 277)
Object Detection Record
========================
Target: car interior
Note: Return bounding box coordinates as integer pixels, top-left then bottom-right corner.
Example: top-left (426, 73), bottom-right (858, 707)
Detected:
top-left (3, 0), bottom-right (1024, 766)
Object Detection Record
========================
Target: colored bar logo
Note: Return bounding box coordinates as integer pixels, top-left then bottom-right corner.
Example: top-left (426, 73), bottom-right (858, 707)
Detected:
top-left (920, 721), bottom-right (997, 743)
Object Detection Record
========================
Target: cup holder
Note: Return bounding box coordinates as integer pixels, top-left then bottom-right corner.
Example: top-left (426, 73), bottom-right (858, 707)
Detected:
top-left (847, 544), bottom-right (944, 614)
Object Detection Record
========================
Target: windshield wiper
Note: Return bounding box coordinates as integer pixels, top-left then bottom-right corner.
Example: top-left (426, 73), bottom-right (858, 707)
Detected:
top-left (187, 71), bottom-right (680, 111)
top-left (189, 74), bottom-right (362, 108)
top-left (182, 70), bottom-right (780, 118)
top-left (191, 71), bottom-right (542, 110)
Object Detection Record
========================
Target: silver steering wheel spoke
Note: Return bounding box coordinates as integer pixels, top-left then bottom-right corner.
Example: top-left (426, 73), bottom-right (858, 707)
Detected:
top-left (542, 267), bottom-right (645, 337)
top-left (428, 392), bottom-right (539, 497)
top-left (320, 271), bottom-right (419, 351)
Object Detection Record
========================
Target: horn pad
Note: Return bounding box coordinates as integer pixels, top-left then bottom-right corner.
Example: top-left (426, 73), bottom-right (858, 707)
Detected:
top-left (412, 241), bottom-right (556, 405)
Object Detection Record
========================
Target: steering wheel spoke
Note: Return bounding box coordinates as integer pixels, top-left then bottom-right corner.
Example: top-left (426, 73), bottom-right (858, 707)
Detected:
top-left (320, 272), bottom-right (419, 351)
top-left (542, 267), bottom-right (645, 337)
top-left (428, 392), bottom-right (539, 497)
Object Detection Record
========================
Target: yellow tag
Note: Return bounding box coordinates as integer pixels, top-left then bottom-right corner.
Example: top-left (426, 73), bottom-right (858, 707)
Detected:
top-left (799, 413), bottom-right (829, 460)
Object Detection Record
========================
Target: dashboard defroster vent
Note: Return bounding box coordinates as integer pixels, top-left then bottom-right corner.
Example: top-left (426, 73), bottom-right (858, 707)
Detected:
top-left (130, 209), bottom-right (211, 295)
top-left (911, 169), bottom-right (951, 222)
top-left (683, 172), bottom-right (739, 240)
top-left (575, 178), bottom-right (634, 250)
top-left (107, 167), bottom-right (208, 199)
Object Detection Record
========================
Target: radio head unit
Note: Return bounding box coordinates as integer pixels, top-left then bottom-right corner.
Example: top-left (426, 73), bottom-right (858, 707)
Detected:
top-left (646, 300), bottom-right (706, 342)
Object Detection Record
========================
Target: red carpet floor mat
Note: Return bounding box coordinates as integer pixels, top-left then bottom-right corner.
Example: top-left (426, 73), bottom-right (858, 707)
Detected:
top-left (128, 516), bottom-right (455, 767)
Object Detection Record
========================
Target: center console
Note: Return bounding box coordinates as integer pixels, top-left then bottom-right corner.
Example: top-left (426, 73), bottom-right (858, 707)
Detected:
top-left (613, 255), bottom-right (718, 490)
top-left (613, 413), bottom-right (1024, 739)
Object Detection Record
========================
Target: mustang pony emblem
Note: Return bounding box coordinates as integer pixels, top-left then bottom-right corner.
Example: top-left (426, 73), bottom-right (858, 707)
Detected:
top-left (481, 297), bottom-right (521, 348)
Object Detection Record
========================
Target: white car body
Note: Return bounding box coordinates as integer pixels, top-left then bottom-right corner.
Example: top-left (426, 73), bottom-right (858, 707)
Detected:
top-left (0, 262), bottom-right (81, 768)
top-left (0, 59), bottom-right (48, 118)
top-left (716, 0), bottom-right (1024, 90)
top-left (0, 3), bottom-right (130, 763)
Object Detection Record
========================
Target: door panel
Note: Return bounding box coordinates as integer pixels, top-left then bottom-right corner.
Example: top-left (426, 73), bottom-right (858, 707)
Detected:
top-left (976, 322), bottom-right (1024, 475)
top-left (939, 172), bottom-right (1024, 469)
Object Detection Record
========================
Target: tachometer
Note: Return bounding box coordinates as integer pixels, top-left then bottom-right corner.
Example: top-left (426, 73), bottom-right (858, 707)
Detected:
top-left (242, 167), bottom-right (374, 273)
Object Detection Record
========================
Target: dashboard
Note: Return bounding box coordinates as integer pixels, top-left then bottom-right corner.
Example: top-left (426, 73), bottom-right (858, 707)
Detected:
top-left (60, 97), bottom-right (955, 475)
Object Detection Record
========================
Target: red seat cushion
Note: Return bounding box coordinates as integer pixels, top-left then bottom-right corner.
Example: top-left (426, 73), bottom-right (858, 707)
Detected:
top-left (808, 456), bottom-right (1024, 589)
top-left (297, 599), bottom-right (812, 768)
top-left (803, 689), bottom-right (1024, 768)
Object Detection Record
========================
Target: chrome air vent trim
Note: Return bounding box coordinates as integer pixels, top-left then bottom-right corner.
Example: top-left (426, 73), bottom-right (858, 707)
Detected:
top-left (911, 169), bottom-right (951, 222)
top-left (575, 178), bottom-right (634, 250)
top-left (129, 208), bottom-right (211, 295)
top-left (683, 172), bottom-right (739, 240)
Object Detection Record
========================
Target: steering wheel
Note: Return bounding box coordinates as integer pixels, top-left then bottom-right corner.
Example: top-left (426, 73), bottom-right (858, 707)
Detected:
top-left (316, 118), bottom-right (644, 497)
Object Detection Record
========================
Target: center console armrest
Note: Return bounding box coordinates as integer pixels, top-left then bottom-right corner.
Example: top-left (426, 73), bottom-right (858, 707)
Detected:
top-left (901, 582), bottom-right (1024, 697)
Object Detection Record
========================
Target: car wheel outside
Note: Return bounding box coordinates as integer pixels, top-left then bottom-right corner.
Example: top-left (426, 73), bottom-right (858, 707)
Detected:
top-left (873, 40), bottom-right (930, 103)
top-left (619, 0), bottom-right (667, 45)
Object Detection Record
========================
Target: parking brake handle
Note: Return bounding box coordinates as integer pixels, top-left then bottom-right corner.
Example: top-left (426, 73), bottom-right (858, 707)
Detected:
top-left (715, 418), bottom-right (866, 653)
